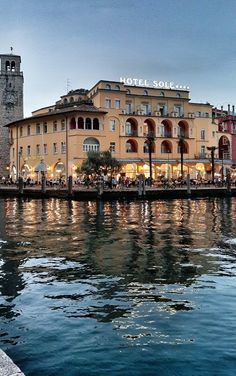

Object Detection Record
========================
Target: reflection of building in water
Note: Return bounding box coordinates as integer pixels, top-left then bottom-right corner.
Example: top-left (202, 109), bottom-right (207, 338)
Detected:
top-left (6, 79), bottom-right (232, 182)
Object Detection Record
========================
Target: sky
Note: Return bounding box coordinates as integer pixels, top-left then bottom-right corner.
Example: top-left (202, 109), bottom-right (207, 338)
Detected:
top-left (1, 0), bottom-right (236, 117)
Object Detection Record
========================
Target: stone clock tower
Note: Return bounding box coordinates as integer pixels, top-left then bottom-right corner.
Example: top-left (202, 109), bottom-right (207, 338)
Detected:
top-left (0, 53), bottom-right (24, 177)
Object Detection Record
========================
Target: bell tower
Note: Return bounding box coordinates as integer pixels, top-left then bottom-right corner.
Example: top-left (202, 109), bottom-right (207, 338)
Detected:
top-left (0, 51), bottom-right (24, 177)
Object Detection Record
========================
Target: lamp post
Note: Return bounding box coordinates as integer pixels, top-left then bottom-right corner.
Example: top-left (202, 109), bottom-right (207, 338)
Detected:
top-left (178, 135), bottom-right (184, 181)
top-left (146, 131), bottom-right (155, 185)
top-left (207, 146), bottom-right (218, 183)
top-left (167, 150), bottom-right (170, 181)
top-left (18, 150), bottom-right (22, 178)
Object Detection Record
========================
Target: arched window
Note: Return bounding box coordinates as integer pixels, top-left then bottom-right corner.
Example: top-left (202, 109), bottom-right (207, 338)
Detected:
top-left (160, 91), bottom-right (165, 97)
top-left (83, 137), bottom-right (100, 152)
top-left (126, 89), bottom-right (131, 95)
top-left (144, 89), bottom-right (148, 96)
top-left (6, 61), bottom-right (10, 71)
top-left (85, 118), bottom-right (92, 130)
top-left (106, 84), bottom-right (111, 90)
top-left (115, 85), bottom-right (120, 90)
top-left (11, 61), bottom-right (15, 71)
top-left (70, 97), bottom-right (74, 103)
top-left (176, 92), bottom-right (181, 98)
top-left (78, 117), bottom-right (84, 129)
top-left (125, 139), bottom-right (138, 153)
top-left (54, 161), bottom-right (65, 178)
top-left (64, 98), bottom-right (68, 104)
top-left (70, 117), bottom-right (76, 130)
top-left (93, 118), bottom-right (99, 130)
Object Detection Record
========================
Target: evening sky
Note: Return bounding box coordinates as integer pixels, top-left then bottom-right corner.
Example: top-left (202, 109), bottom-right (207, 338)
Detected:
top-left (0, 0), bottom-right (235, 117)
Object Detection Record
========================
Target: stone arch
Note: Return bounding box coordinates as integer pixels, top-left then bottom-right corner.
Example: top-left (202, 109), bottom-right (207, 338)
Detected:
top-left (219, 135), bottom-right (230, 159)
top-left (144, 139), bottom-right (155, 153)
top-left (54, 160), bottom-right (65, 178)
top-left (177, 140), bottom-right (189, 154)
top-left (125, 117), bottom-right (138, 136)
top-left (178, 120), bottom-right (189, 138)
top-left (125, 139), bottom-right (138, 153)
top-left (144, 118), bottom-right (156, 136)
top-left (161, 140), bottom-right (172, 153)
top-left (11, 61), bottom-right (15, 71)
top-left (6, 61), bottom-right (10, 71)
top-left (160, 119), bottom-right (173, 138)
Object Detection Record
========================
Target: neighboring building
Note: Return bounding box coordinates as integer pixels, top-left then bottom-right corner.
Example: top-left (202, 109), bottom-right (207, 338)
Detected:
top-left (213, 105), bottom-right (236, 166)
top-left (0, 53), bottom-right (24, 176)
top-left (6, 79), bottom-right (231, 182)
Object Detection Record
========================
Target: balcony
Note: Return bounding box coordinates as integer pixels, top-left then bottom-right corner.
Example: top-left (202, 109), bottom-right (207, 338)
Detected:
top-left (125, 131), bottom-right (138, 137)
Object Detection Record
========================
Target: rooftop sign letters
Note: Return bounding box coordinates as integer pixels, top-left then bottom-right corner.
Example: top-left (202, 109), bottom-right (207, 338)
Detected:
top-left (120, 77), bottom-right (189, 91)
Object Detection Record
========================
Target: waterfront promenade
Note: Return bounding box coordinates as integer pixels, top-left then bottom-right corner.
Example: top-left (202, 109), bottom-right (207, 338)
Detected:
top-left (0, 183), bottom-right (234, 201)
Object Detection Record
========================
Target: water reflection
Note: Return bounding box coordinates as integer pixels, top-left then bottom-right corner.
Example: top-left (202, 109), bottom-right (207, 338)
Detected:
top-left (0, 198), bottom-right (236, 375)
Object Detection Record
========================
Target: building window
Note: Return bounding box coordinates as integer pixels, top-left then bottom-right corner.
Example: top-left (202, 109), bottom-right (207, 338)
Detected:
top-left (212, 131), bottom-right (215, 137)
top-left (61, 119), bottom-right (65, 131)
top-left (176, 92), bottom-right (181, 98)
top-left (43, 122), bottom-right (48, 133)
top-left (200, 145), bottom-right (205, 157)
top-left (12, 148), bottom-right (15, 158)
top-left (78, 117), bottom-right (84, 129)
top-left (125, 102), bottom-right (132, 114)
top-left (83, 137), bottom-right (100, 152)
top-left (105, 84), bottom-right (111, 90)
top-left (36, 124), bottom-right (41, 134)
top-left (115, 99), bottom-right (120, 109)
top-left (144, 90), bottom-right (148, 95)
top-left (115, 85), bottom-right (120, 90)
top-left (110, 142), bottom-right (116, 152)
top-left (53, 143), bottom-right (58, 154)
top-left (36, 144), bottom-right (40, 156)
top-left (43, 144), bottom-right (47, 155)
top-left (19, 146), bottom-right (23, 156)
top-left (53, 121), bottom-right (57, 132)
top-left (27, 125), bottom-right (31, 136)
top-left (27, 145), bottom-right (31, 156)
top-left (85, 118), bottom-right (92, 130)
top-left (200, 129), bottom-right (205, 140)
top-left (20, 127), bottom-right (23, 137)
top-left (61, 142), bottom-right (66, 154)
top-left (109, 120), bottom-right (116, 131)
top-left (105, 98), bottom-right (112, 108)
top-left (141, 103), bottom-right (149, 115)
top-left (93, 118), bottom-right (99, 130)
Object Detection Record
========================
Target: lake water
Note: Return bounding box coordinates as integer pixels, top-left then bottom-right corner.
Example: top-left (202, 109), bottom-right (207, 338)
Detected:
top-left (0, 197), bottom-right (236, 376)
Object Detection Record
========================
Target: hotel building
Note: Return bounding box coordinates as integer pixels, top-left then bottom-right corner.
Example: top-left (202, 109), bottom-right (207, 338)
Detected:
top-left (6, 79), bottom-right (231, 181)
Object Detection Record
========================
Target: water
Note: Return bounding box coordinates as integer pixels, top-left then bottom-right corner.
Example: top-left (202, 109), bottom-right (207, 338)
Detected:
top-left (0, 197), bottom-right (236, 375)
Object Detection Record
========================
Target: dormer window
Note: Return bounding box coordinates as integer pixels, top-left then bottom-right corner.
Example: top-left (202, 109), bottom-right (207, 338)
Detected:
top-left (160, 91), bottom-right (165, 97)
top-left (105, 84), bottom-right (111, 90)
top-left (115, 85), bottom-right (120, 90)
top-left (176, 92), bottom-right (181, 98)
top-left (144, 90), bottom-right (148, 96)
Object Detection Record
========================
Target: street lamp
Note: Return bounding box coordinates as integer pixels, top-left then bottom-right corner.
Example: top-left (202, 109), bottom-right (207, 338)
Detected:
top-left (207, 146), bottom-right (218, 183)
top-left (146, 131), bottom-right (155, 185)
top-left (178, 135), bottom-right (184, 180)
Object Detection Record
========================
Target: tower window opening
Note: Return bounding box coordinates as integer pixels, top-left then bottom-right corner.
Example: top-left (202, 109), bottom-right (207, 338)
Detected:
top-left (11, 61), bottom-right (15, 72)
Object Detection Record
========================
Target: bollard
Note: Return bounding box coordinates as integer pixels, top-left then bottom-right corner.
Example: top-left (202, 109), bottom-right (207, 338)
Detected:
top-left (18, 176), bottom-right (24, 194)
top-left (97, 176), bottom-right (104, 197)
top-left (187, 173), bottom-right (191, 195)
top-left (41, 172), bottom-right (46, 193)
top-left (68, 175), bottom-right (73, 196)
top-left (138, 174), bottom-right (145, 197)
top-left (226, 172), bottom-right (231, 193)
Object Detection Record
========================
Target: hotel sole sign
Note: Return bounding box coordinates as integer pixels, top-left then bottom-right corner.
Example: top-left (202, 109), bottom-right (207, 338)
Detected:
top-left (120, 77), bottom-right (189, 90)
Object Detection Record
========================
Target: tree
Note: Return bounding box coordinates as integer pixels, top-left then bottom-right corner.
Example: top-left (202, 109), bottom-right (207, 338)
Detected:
top-left (81, 150), bottom-right (121, 177)
top-left (207, 146), bottom-right (218, 182)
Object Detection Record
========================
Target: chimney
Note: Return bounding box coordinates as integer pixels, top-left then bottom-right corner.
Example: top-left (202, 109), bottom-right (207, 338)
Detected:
top-left (233, 105), bottom-right (235, 116)
top-left (228, 104), bottom-right (231, 115)
top-left (221, 105), bottom-right (224, 116)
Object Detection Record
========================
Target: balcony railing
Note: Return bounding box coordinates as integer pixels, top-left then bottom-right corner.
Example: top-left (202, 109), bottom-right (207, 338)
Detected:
top-left (125, 131), bottom-right (138, 137)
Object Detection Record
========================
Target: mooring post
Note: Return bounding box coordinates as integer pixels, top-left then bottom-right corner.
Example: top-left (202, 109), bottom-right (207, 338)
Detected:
top-left (187, 173), bottom-right (191, 195)
top-left (68, 175), bottom-right (73, 196)
top-left (97, 176), bottom-right (104, 197)
top-left (18, 176), bottom-right (24, 194)
top-left (41, 172), bottom-right (46, 193)
top-left (226, 172), bottom-right (231, 194)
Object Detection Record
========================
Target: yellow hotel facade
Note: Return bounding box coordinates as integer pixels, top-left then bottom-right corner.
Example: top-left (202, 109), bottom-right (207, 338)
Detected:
top-left (6, 78), bottom-right (231, 182)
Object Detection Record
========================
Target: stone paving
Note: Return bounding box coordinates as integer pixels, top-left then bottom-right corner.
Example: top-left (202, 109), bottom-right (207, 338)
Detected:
top-left (0, 350), bottom-right (25, 376)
